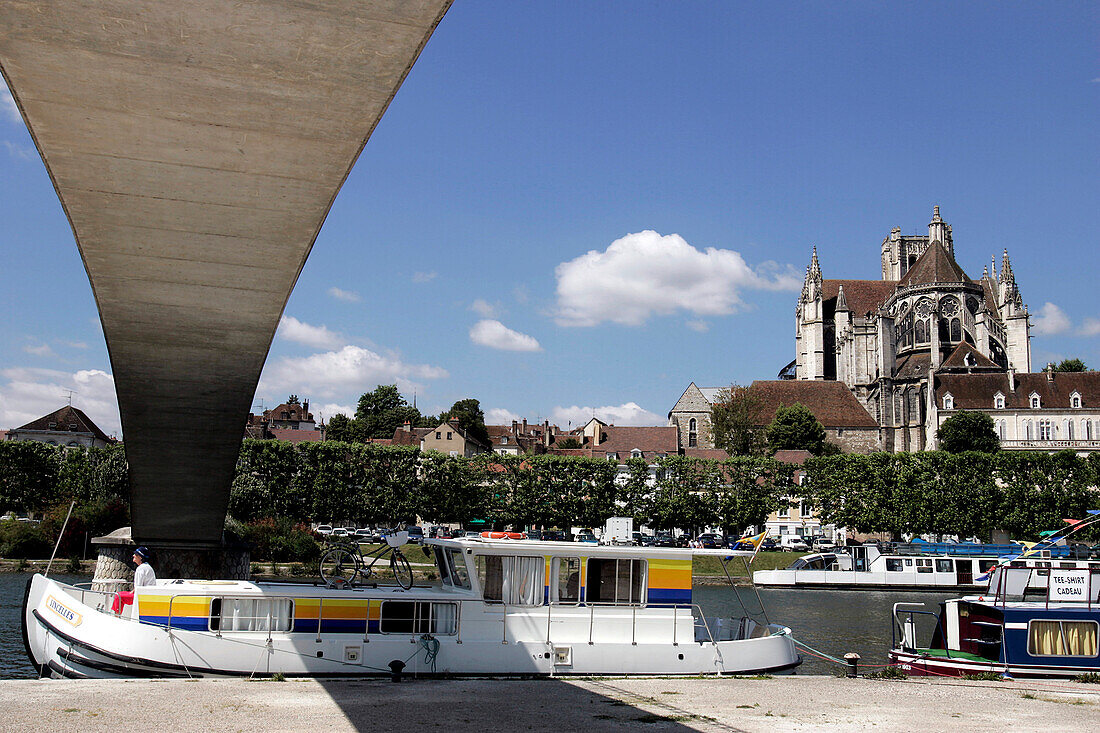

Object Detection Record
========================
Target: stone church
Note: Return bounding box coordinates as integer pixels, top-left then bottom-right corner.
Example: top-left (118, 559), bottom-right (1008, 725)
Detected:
top-left (672, 206), bottom-right (1100, 455)
top-left (795, 206), bottom-right (1033, 450)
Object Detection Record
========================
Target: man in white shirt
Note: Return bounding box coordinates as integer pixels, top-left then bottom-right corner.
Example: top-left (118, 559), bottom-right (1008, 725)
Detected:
top-left (132, 546), bottom-right (156, 588)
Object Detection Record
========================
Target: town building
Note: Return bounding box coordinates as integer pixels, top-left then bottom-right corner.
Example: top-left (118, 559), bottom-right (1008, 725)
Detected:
top-left (5, 405), bottom-right (115, 448)
top-left (244, 395), bottom-right (324, 443)
top-left (668, 380), bottom-right (882, 454)
top-left (420, 419), bottom-right (492, 457)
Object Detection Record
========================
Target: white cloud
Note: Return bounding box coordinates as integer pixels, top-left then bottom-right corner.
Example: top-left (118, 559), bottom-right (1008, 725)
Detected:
top-left (56, 339), bottom-right (89, 350)
top-left (1032, 302), bottom-right (1071, 336)
top-left (553, 230), bottom-right (801, 327)
top-left (1079, 318), bottom-right (1100, 337)
top-left (412, 271), bottom-right (438, 284)
top-left (23, 343), bottom-right (55, 357)
top-left (513, 285), bottom-right (530, 305)
top-left (313, 402), bottom-right (357, 421)
top-left (469, 299), bottom-right (500, 318)
top-left (259, 345), bottom-right (448, 400)
top-left (327, 287), bottom-right (361, 303)
top-left (685, 319), bottom-right (709, 333)
top-left (550, 402), bottom-right (663, 428)
top-left (1, 80), bottom-right (20, 123)
top-left (3, 140), bottom-right (34, 160)
top-left (277, 316), bottom-right (344, 350)
top-left (485, 407), bottom-right (523, 424)
top-left (469, 320), bottom-right (542, 352)
top-left (0, 367), bottom-right (120, 437)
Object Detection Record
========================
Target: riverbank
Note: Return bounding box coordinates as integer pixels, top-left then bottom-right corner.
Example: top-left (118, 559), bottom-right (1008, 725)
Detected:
top-left (3, 675), bottom-right (1097, 731)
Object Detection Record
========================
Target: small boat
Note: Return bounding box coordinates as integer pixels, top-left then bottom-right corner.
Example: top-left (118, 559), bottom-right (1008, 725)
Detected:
top-left (24, 537), bottom-right (800, 678)
top-left (888, 565), bottom-right (1100, 678)
top-left (753, 541), bottom-right (1100, 592)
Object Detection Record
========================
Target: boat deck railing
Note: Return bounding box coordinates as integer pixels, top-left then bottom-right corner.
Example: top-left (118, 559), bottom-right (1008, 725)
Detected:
top-left (891, 602), bottom-right (941, 654)
top-left (113, 589), bottom-right (765, 649)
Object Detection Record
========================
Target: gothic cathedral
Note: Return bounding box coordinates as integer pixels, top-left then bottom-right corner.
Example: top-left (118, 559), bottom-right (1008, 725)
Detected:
top-left (794, 206), bottom-right (1032, 451)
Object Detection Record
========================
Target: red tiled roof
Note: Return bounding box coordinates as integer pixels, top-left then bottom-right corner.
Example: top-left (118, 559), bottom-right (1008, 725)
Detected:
top-left (595, 426), bottom-right (679, 456)
top-left (390, 427), bottom-right (432, 446)
top-left (899, 241), bottom-right (971, 287)
top-left (822, 280), bottom-right (897, 316)
top-left (772, 449), bottom-right (813, 464)
top-left (268, 428), bottom-right (323, 443)
top-left (15, 405), bottom-right (112, 442)
top-left (683, 448), bottom-right (730, 460)
top-left (893, 352), bottom-right (933, 379)
top-left (746, 381), bottom-right (879, 428)
top-left (935, 372), bottom-right (1100, 410)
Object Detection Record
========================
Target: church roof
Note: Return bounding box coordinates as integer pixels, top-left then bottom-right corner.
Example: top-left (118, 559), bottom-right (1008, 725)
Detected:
top-left (939, 342), bottom-right (1002, 371)
top-left (14, 405), bottom-right (112, 442)
top-left (893, 352), bottom-right (933, 379)
top-left (898, 241), bottom-right (971, 287)
top-left (822, 280), bottom-right (897, 316)
top-left (747, 380), bottom-right (879, 428)
top-left (935, 372), bottom-right (1100, 410)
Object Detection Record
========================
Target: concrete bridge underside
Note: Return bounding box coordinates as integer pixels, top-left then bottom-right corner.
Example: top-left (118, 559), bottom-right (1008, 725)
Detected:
top-left (0, 1), bottom-right (452, 547)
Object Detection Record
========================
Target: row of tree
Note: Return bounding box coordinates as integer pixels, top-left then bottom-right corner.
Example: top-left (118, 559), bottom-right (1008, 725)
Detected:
top-left (803, 450), bottom-right (1100, 540)
top-left (230, 439), bottom-right (794, 535)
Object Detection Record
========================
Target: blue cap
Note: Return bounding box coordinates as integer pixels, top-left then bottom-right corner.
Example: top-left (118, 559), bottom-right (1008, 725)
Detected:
top-left (134, 546), bottom-right (151, 560)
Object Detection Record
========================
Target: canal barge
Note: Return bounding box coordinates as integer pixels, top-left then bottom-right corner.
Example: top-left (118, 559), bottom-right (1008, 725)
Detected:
top-left (889, 565), bottom-right (1100, 678)
top-left (24, 537), bottom-right (800, 678)
top-left (753, 542), bottom-right (1100, 593)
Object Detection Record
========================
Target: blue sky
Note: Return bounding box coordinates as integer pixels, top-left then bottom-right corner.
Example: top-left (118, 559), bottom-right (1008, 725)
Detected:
top-left (1, 2), bottom-right (1097, 437)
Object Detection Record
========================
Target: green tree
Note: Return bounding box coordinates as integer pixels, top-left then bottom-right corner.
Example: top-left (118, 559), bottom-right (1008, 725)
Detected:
top-left (439, 398), bottom-right (490, 448)
top-left (355, 385), bottom-right (422, 439)
top-left (710, 385), bottom-right (767, 456)
top-left (0, 441), bottom-right (60, 515)
top-left (555, 437), bottom-right (582, 449)
top-left (324, 413), bottom-right (358, 443)
top-left (1054, 358), bottom-right (1088, 372)
top-left (766, 403), bottom-right (827, 455)
top-left (937, 411), bottom-right (1000, 453)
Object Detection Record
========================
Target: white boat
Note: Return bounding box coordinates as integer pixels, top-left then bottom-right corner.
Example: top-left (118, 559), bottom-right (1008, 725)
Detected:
top-left (24, 537), bottom-right (800, 678)
top-left (753, 542), bottom-right (1100, 592)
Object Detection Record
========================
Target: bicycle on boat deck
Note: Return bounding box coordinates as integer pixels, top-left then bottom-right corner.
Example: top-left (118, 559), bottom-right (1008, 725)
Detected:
top-left (319, 529), bottom-right (414, 589)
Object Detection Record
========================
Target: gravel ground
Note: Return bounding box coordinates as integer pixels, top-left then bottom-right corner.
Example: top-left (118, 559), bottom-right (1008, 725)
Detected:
top-left (4, 675), bottom-right (1099, 732)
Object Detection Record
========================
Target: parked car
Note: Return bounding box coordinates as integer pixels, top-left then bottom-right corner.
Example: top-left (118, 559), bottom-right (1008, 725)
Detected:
top-left (697, 533), bottom-right (725, 549)
top-left (525, 529), bottom-right (543, 541)
top-left (653, 533), bottom-right (676, 548)
top-left (575, 531), bottom-right (598, 544)
top-left (354, 528), bottom-right (373, 540)
top-left (779, 536), bottom-right (810, 552)
top-left (315, 525), bottom-right (333, 536)
top-left (405, 525), bottom-right (425, 543)
top-left (542, 530), bottom-right (567, 542)
top-left (464, 531), bottom-right (481, 539)
top-left (331, 528), bottom-right (348, 538)
top-left (638, 534), bottom-right (656, 547)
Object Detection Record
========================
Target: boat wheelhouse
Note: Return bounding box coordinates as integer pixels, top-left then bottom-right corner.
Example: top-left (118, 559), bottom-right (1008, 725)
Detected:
top-left (889, 566), bottom-right (1100, 678)
top-left (753, 542), bottom-right (1100, 592)
top-left (24, 537), bottom-right (800, 678)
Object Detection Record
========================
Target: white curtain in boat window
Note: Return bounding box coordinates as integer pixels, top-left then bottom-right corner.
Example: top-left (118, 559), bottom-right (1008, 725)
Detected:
top-left (476, 555), bottom-right (544, 606)
top-left (213, 598), bottom-right (293, 632)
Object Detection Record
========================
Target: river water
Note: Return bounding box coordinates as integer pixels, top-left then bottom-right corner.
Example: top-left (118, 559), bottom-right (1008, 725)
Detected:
top-left (1, 572), bottom-right (952, 679)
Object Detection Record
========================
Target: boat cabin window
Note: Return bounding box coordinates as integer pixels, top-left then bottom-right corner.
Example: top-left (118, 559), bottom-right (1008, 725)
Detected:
top-left (1027, 620), bottom-right (1098, 657)
top-left (916, 559), bottom-right (933, 574)
top-left (1060, 562), bottom-right (1079, 570)
top-left (475, 555), bottom-right (544, 606)
top-left (552, 557), bottom-right (581, 604)
top-left (210, 597), bottom-right (293, 633)
top-left (586, 558), bottom-right (646, 605)
top-left (978, 560), bottom-right (998, 574)
top-left (379, 601), bottom-right (457, 635)
top-left (435, 547), bottom-right (472, 590)
top-left (904, 558), bottom-right (913, 567)
top-left (886, 559), bottom-right (903, 572)
top-left (936, 559), bottom-right (953, 573)
top-left (1034, 561), bottom-right (1051, 577)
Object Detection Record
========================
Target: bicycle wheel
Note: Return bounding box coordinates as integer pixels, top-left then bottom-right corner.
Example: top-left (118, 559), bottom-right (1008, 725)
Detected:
top-left (390, 549), bottom-right (413, 589)
top-left (319, 546), bottom-right (360, 588)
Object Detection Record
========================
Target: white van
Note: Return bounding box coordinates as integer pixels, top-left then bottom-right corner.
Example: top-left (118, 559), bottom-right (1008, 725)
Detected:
top-left (779, 535), bottom-right (810, 552)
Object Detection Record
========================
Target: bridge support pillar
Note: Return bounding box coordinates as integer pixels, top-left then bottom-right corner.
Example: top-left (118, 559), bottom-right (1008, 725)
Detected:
top-left (91, 527), bottom-right (250, 591)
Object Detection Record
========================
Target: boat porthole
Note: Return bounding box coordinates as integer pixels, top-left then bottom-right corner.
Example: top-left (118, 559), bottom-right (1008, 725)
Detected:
top-left (317, 651), bottom-right (323, 658)
top-left (678, 654), bottom-right (684, 660)
top-left (544, 652), bottom-right (551, 658)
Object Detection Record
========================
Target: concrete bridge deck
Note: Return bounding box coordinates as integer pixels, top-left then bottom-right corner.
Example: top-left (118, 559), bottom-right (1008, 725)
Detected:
top-left (0, 1), bottom-right (452, 550)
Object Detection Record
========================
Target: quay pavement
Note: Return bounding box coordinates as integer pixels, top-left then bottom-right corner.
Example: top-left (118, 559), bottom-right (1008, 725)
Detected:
top-left (5, 675), bottom-right (1100, 731)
